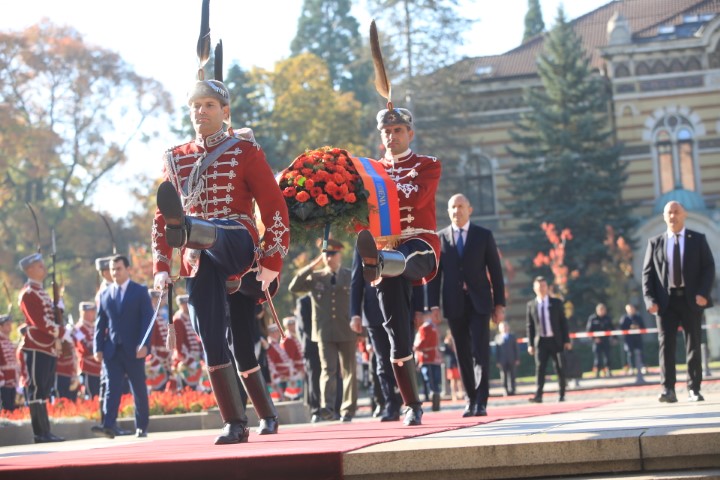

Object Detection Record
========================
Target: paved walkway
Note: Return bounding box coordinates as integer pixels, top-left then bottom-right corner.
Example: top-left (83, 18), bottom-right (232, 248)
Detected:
top-left (1, 372), bottom-right (718, 479)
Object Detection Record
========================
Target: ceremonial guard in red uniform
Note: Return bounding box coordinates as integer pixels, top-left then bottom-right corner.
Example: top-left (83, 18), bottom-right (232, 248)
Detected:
top-left (73, 302), bottom-right (102, 398)
top-left (18, 253), bottom-right (67, 442)
top-left (172, 294), bottom-right (203, 390)
top-left (0, 314), bottom-right (20, 411)
top-left (146, 289), bottom-right (172, 391)
top-left (414, 314), bottom-right (443, 411)
top-left (152, 2), bottom-right (289, 445)
top-left (356, 106), bottom-right (441, 426)
top-left (265, 323), bottom-right (294, 400)
top-left (281, 316), bottom-right (305, 392)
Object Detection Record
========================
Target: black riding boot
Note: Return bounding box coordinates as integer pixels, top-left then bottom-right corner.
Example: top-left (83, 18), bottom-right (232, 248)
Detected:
top-left (240, 367), bottom-right (279, 435)
top-left (357, 230), bottom-right (406, 283)
top-left (208, 364), bottom-right (249, 445)
top-left (392, 357), bottom-right (423, 426)
top-left (157, 181), bottom-right (217, 249)
top-left (33, 401), bottom-right (65, 443)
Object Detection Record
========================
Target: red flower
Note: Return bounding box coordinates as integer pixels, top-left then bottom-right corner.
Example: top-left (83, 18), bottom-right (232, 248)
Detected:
top-left (316, 194), bottom-right (329, 206)
top-left (301, 168), bottom-right (313, 176)
top-left (296, 191), bottom-right (311, 202)
top-left (310, 187), bottom-right (323, 198)
top-left (331, 189), bottom-right (345, 201)
top-left (333, 172), bottom-right (345, 184)
top-left (305, 179), bottom-right (315, 189)
top-left (324, 182), bottom-right (339, 195)
top-left (283, 187), bottom-right (297, 198)
top-left (344, 193), bottom-right (356, 203)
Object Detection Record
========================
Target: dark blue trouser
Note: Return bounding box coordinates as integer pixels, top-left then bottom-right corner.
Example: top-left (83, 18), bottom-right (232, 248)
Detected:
top-left (186, 221), bottom-right (254, 367)
top-left (23, 350), bottom-right (55, 402)
top-left (375, 239), bottom-right (435, 360)
top-left (102, 349), bottom-right (149, 431)
top-left (367, 324), bottom-right (399, 414)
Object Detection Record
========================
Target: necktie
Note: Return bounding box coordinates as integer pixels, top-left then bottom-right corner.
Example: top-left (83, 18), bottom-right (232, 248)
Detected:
top-left (114, 285), bottom-right (123, 309)
top-left (331, 272), bottom-right (337, 286)
top-left (673, 234), bottom-right (682, 288)
top-left (456, 229), bottom-right (464, 257)
top-left (540, 301), bottom-right (547, 336)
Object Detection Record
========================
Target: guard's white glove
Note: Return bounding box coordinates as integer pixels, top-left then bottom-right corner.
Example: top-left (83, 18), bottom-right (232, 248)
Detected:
top-left (154, 272), bottom-right (170, 291)
top-left (256, 267), bottom-right (279, 291)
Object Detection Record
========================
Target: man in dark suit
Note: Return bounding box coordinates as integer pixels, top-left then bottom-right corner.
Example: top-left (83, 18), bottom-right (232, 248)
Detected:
top-left (526, 276), bottom-right (571, 403)
top-left (94, 255), bottom-right (153, 438)
top-left (428, 193), bottom-right (505, 417)
top-left (350, 248), bottom-right (401, 422)
top-left (642, 200), bottom-right (715, 403)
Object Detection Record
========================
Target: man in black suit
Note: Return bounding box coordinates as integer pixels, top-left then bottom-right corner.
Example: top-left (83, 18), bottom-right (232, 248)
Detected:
top-left (526, 276), bottom-right (571, 403)
top-left (428, 193), bottom-right (505, 417)
top-left (642, 200), bottom-right (715, 403)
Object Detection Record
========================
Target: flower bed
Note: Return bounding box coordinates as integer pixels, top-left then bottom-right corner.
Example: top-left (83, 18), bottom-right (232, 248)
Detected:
top-left (0, 388), bottom-right (218, 422)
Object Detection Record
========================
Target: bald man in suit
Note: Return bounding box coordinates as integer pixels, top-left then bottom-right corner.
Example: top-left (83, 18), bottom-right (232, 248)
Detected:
top-left (642, 201), bottom-right (715, 403)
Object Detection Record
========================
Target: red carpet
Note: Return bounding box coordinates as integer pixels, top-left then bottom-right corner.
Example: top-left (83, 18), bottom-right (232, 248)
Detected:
top-left (0, 401), bottom-right (610, 480)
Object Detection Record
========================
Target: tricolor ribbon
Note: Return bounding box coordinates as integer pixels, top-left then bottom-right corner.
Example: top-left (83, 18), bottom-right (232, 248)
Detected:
top-left (350, 157), bottom-right (400, 245)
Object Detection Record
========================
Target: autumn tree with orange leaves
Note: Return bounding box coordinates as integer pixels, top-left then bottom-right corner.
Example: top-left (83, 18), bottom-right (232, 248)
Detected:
top-left (533, 222), bottom-right (578, 298)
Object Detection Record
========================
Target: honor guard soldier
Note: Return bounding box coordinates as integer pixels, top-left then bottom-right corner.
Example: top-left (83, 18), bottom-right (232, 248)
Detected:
top-left (74, 302), bottom-right (102, 398)
top-left (147, 289), bottom-right (172, 391)
top-left (55, 329), bottom-right (79, 402)
top-left (94, 256), bottom-right (113, 303)
top-left (152, 2), bottom-right (289, 445)
top-left (172, 294), bottom-right (203, 390)
top-left (356, 106), bottom-right (442, 426)
top-left (18, 253), bottom-right (68, 442)
top-left (0, 314), bottom-right (20, 411)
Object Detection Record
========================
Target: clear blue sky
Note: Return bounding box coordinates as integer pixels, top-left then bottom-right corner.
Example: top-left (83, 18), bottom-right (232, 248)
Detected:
top-left (2, 0), bottom-right (609, 217)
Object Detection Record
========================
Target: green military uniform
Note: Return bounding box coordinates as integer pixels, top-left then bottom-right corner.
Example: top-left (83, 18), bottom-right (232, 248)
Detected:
top-left (289, 264), bottom-right (357, 421)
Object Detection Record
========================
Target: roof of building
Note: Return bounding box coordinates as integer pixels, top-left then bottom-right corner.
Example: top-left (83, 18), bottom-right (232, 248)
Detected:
top-left (653, 186), bottom-right (708, 214)
top-left (451, 0), bottom-right (719, 83)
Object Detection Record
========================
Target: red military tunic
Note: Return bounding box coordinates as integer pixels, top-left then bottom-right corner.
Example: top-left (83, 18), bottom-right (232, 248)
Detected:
top-left (379, 150), bottom-right (441, 284)
top-left (413, 321), bottom-right (441, 366)
top-left (172, 311), bottom-right (203, 387)
top-left (0, 331), bottom-right (19, 389)
top-left (280, 335), bottom-right (304, 378)
top-left (152, 128), bottom-right (290, 280)
top-left (18, 280), bottom-right (64, 356)
top-left (73, 319), bottom-right (102, 377)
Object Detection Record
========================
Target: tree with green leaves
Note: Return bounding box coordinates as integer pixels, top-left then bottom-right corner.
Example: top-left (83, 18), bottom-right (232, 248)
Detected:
top-left (523, 0), bottom-right (545, 42)
top-left (0, 21), bottom-right (173, 313)
top-left (507, 7), bottom-right (634, 321)
top-left (368, 0), bottom-right (476, 87)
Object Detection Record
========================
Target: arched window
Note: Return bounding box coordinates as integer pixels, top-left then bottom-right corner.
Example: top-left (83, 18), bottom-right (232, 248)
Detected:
top-left (464, 154), bottom-right (495, 216)
top-left (653, 115), bottom-right (697, 194)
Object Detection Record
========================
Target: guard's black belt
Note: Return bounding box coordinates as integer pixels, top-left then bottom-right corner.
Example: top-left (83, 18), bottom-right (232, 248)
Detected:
top-left (670, 288), bottom-right (685, 297)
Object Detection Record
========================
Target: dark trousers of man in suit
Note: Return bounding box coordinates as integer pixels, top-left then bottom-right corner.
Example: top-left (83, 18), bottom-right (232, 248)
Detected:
top-left (447, 295), bottom-right (490, 410)
top-left (102, 350), bottom-right (149, 433)
top-left (657, 293), bottom-right (703, 393)
top-left (534, 337), bottom-right (566, 400)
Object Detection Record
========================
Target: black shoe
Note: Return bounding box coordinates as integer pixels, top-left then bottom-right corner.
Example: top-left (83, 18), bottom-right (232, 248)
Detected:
top-left (688, 391), bottom-right (704, 402)
top-left (257, 416), bottom-right (278, 435)
top-left (91, 425), bottom-right (115, 439)
top-left (474, 405), bottom-right (487, 416)
top-left (135, 429), bottom-right (147, 438)
top-left (34, 432), bottom-right (65, 443)
top-left (658, 390), bottom-right (678, 403)
top-left (558, 395), bottom-right (566, 403)
top-left (403, 405), bottom-right (423, 426)
top-left (380, 410), bottom-right (400, 422)
top-left (372, 404), bottom-right (383, 418)
top-left (340, 415), bottom-right (353, 423)
top-left (357, 230), bottom-right (380, 283)
top-left (528, 396), bottom-right (543, 404)
top-left (462, 403), bottom-right (475, 418)
top-left (214, 422), bottom-right (249, 445)
top-left (157, 181), bottom-right (186, 248)
top-left (311, 414), bottom-right (322, 423)
top-left (114, 426), bottom-right (133, 436)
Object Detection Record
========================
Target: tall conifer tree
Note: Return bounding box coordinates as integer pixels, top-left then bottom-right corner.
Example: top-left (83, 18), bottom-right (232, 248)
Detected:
top-left (523, 0), bottom-right (545, 41)
top-left (507, 8), bottom-right (634, 319)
